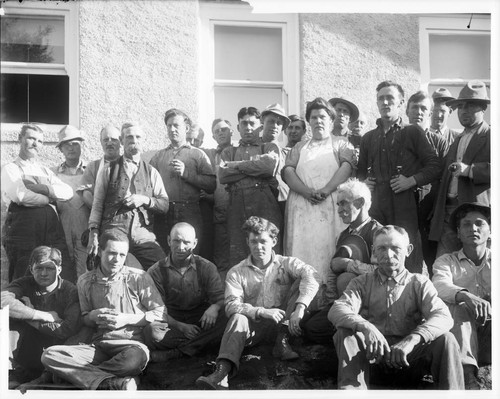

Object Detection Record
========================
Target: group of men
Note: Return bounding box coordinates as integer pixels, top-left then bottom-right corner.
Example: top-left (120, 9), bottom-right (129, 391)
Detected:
top-left (1, 78), bottom-right (491, 390)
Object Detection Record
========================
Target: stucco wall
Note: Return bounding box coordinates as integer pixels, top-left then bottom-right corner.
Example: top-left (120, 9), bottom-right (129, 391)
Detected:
top-left (300, 13), bottom-right (421, 131)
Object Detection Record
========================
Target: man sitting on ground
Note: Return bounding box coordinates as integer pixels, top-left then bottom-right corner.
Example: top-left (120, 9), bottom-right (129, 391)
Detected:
top-left (432, 202), bottom-right (491, 389)
top-left (195, 216), bottom-right (319, 390)
top-left (144, 222), bottom-right (226, 362)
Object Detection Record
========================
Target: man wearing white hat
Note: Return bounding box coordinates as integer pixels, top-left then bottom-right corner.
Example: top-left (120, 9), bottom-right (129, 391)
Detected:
top-left (260, 103), bottom-right (291, 217)
top-left (1, 124), bottom-right (75, 282)
top-left (429, 80), bottom-right (491, 257)
top-left (52, 125), bottom-right (90, 278)
top-left (329, 97), bottom-right (360, 143)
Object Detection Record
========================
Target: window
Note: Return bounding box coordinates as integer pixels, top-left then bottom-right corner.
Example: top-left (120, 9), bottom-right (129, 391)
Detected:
top-left (0, 2), bottom-right (78, 128)
top-left (419, 15), bottom-right (491, 130)
top-left (199, 1), bottom-right (299, 145)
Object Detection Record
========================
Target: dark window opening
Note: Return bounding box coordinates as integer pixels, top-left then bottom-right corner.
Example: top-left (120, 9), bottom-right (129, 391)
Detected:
top-left (1, 73), bottom-right (69, 124)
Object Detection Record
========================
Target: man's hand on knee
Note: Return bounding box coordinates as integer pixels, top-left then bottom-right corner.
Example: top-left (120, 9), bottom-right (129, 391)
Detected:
top-left (259, 308), bottom-right (285, 324)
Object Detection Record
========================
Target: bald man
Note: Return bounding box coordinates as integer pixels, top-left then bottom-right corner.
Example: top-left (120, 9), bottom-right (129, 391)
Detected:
top-left (144, 223), bottom-right (226, 362)
top-left (78, 124), bottom-right (122, 208)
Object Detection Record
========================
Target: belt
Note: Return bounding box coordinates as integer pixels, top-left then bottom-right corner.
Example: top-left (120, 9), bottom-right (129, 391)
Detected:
top-left (169, 200), bottom-right (199, 205)
top-left (229, 182), bottom-right (270, 192)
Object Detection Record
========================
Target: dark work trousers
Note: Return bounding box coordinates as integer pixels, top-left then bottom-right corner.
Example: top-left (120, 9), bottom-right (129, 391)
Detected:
top-left (143, 304), bottom-right (227, 357)
top-left (302, 307), bottom-right (336, 345)
top-left (198, 198), bottom-right (215, 262)
top-left (418, 188), bottom-right (438, 277)
top-left (369, 182), bottom-right (423, 274)
top-left (3, 203), bottom-right (75, 283)
top-left (154, 202), bottom-right (202, 254)
top-left (226, 185), bottom-right (283, 267)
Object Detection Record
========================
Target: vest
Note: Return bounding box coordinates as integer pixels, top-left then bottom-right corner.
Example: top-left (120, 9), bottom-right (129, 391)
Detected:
top-left (102, 156), bottom-right (154, 225)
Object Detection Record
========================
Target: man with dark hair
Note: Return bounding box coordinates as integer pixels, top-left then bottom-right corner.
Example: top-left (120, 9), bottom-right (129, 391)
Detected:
top-left (357, 81), bottom-right (441, 273)
top-left (195, 216), bottom-right (319, 390)
top-left (87, 122), bottom-right (168, 271)
top-left (329, 96), bottom-right (360, 140)
top-left (2, 246), bottom-right (81, 388)
top-left (329, 225), bottom-right (463, 389)
top-left (41, 230), bottom-right (166, 390)
top-left (1, 124), bottom-right (75, 282)
top-left (150, 108), bottom-right (216, 254)
top-left (203, 118), bottom-right (234, 275)
top-left (219, 106), bottom-right (283, 265)
top-left (429, 80), bottom-right (490, 258)
top-left (284, 114), bottom-right (307, 150)
top-left (144, 222), bottom-right (226, 361)
top-left (432, 202), bottom-right (491, 389)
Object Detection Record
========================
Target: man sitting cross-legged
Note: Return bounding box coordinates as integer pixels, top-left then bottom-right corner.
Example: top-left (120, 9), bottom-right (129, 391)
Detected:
top-left (195, 216), bottom-right (319, 390)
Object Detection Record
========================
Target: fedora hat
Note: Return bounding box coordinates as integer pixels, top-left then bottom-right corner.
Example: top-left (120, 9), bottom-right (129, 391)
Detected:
top-left (446, 80), bottom-right (490, 108)
top-left (328, 97), bottom-right (360, 122)
top-left (56, 125), bottom-right (84, 148)
top-left (333, 234), bottom-right (370, 263)
top-left (261, 103), bottom-right (290, 130)
top-left (449, 202), bottom-right (491, 231)
top-left (432, 87), bottom-right (455, 103)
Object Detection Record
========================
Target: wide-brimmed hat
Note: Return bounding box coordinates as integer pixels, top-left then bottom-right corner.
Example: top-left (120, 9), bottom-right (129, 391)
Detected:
top-left (446, 80), bottom-right (490, 108)
top-left (333, 234), bottom-right (370, 263)
top-left (56, 125), bottom-right (84, 148)
top-left (261, 103), bottom-right (290, 130)
top-left (432, 87), bottom-right (455, 103)
top-left (450, 202), bottom-right (491, 231)
top-left (328, 96), bottom-right (360, 122)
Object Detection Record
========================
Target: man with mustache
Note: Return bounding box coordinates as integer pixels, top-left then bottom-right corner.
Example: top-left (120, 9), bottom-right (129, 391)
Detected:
top-left (87, 122), bottom-right (168, 270)
top-left (432, 202), bottom-right (491, 389)
top-left (329, 225), bottom-right (463, 389)
top-left (429, 80), bottom-right (490, 257)
top-left (144, 223), bottom-right (226, 362)
top-left (1, 124), bottom-right (74, 282)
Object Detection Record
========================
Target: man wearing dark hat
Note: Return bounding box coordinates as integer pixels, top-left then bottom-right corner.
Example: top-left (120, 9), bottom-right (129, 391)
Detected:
top-left (429, 80), bottom-right (490, 257)
top-left (329, 97), bottom-right (360, 149)
top-left (302, 178), bottom-right (381, 344)
top-left (87, 122), bottom-right (169, 271)
top-left (430, 87), bottom-right (461, 150)
top-left (52, 125), bottom-right (90, 278)
top-left (432, 202), bottom-right (491, 389)
top-left (357, 80), bottom-right (441, 274)
top-left (260, 103), bottom-right (291, 217)
top-left (1, 124), bottom-right (75, 282)
top-left (219, 106), bottom-right (283, 266)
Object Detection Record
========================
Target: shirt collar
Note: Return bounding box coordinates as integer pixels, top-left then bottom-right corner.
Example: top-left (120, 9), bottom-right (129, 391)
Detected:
top-left (375, 117), bottom-right (403, 131)
top-left (349, 217), bottom-right (372, 235)
top-left (461, 123), bottom-right (481, 137)
top-left (165, 253), bottom-right (197, 270)
top-left (457, 247), bottom-right (491, 264)
top-left (238, 139), bottom-right (260, 147)
top-left (95, 265), bottom-right (128, 283)
top-left (57, 159), bottom-right (86, 173)
top-left (167, 142), bottom-right (192, 151)
top-left (243, 251), bottom-right (276, 270)
top-left (376, 267), bottom-right (408, 284)
top-left (15, 156), bottom-right (38, 166)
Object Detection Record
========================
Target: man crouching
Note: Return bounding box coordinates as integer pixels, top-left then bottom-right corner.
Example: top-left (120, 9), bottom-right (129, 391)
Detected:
top-left (196, 216), bottom-right (319, 389)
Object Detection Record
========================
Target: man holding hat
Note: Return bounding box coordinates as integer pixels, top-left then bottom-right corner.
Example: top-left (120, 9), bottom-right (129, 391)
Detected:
top-left (429, 80), bottom-right (490, 257)
top-left (52, 125), bottom-right (90, 278)
top-left (328, 96), bottom-right (360, 140)
top-left (430, 87), bottom-right (461, 151)
top-left (260, 103), bottom-right (291, 216)
top-left (432, 202), bottom-right (491, 389)
top-left (1, 124), bottom-right (75, 282)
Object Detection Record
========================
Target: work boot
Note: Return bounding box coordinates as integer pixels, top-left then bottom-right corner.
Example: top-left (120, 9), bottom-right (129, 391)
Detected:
top-left (150, 349), bottom-right (184, 363)
top-left (195, 359), bottom-right (231, 390)
top-left (97, 376), bottom-right (139, 390)
top-left (272, 327), bottom-right (299, 360)
top-left (463, 365), bottom-right (481, 390)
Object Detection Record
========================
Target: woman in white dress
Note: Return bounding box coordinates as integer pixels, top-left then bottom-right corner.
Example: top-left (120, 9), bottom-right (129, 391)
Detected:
top-left (283, 98), bottom-right (354, 306)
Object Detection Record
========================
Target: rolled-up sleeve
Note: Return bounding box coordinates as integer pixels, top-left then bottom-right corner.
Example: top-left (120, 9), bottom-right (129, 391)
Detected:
top-left (149, 166), bottom-right (169, 214)
top-left (138, 272), bottom-right (167, 322)
top-left (286, 257), bottom-right (319, 307)
top-left (432, 253), bottom-right (464, 303)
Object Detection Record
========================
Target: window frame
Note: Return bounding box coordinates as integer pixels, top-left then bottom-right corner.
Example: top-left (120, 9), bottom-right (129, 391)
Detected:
top-left (198, 1), bottom-right (299, 140)
top-left (1, 1), bottom-right (79, 135)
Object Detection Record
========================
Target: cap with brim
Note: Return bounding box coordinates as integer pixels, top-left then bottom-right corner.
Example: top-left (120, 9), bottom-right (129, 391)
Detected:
top-left (333, 234), bottom-right (370, 263)
top-left (261, 103), bottom-right (290, 130)
top-left (446, 80), bottom-right (490, 108)
top-left (56, 125), bottom-right (84, 148)
top-left (328, 97), bottom-right (360, 122)
top-left (449, 202), bottom-right (491, 231)
top-left (432, 87), bottom-right (455, 103)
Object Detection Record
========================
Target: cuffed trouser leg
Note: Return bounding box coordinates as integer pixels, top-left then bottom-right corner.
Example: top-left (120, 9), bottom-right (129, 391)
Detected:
top-left (334, 327), bottom-right (369, 389)
top-left (448, 303), bottom-right (481, 368)
top-left (217, 314), bottom-right (251, 372)
top-left (424, 332), bottom-right (464, 389)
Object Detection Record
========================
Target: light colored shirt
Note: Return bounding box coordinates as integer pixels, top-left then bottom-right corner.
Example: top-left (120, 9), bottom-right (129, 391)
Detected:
top-left (88, 157), bottom-right (169, 229)
top-left (1, 157), bottom-right (73, 207)
top-left (432, 248), bottom-right (491, 303)
top-left (77, 266), bottom-right (166, 343)
top-left (225, 252), bottom-right (319, 320)
top-left (329, 268), bottom-right (453, 343)
top-left (150, 144), bottom-right (216, 202)
top-left (77, 158), bottom-right (106, 194)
